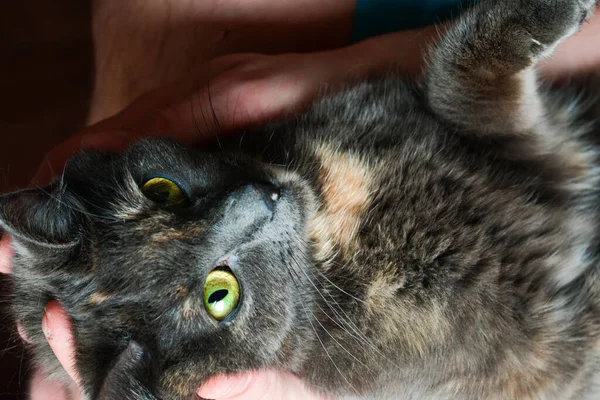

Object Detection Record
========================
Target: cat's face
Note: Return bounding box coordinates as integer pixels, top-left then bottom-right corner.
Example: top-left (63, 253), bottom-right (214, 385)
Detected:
top-left (0, 139), bottom-right (316, 397)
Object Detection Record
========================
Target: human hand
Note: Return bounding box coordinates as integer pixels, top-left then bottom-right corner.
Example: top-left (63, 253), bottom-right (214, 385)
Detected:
top-left (28, 50), bottom-right (357, 187)
top-left (537, 9), bottom-right (600, 79)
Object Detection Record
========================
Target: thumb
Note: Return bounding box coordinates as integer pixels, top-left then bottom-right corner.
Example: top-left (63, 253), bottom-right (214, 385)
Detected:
top-left (43, 301), bottom-right (82, 387)
top-left (0, 235), bottom-right (14, 274)
top-left (197, 370), bottom-right (331, 400)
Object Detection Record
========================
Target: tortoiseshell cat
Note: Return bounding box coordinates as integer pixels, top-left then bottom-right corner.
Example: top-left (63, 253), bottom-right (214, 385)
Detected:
top-left (2, 0), bottom-right (600, 399)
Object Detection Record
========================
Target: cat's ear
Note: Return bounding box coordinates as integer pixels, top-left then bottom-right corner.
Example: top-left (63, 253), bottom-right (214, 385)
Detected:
top-left (0, 184), bottom-right (85, 249)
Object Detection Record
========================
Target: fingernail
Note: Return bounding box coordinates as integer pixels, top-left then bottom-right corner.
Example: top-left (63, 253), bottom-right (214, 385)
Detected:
top-left (42, 309), bottom-right (52, 340)
top-left (197, 373), bottom-right (253, 399)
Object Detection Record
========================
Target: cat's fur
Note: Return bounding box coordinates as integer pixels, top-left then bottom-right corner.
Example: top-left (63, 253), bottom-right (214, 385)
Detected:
top-left (2, 0), bottom-right (600, 399)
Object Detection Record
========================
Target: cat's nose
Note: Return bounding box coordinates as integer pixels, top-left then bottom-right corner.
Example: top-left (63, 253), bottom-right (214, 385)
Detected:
top-left (244, 182), bottom-right (281, 211)
top-left (217, 182), bottom-right (281, 230)
top-left (231, 182), bottom-right (280, 214)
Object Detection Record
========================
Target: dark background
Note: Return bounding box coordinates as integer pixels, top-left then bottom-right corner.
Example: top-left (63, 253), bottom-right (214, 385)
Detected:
top-left (0, 2), bottom-right (93, 398)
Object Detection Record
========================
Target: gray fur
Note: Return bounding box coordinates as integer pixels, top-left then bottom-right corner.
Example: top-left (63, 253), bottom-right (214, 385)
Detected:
top-left (1, 0), bottom-right (600, 399)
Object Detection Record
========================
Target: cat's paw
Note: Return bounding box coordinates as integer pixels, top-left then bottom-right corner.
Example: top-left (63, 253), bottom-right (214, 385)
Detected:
top-left (450, 0), bottom-right (599, 73)
top-left (519, 0), bottom-right (597, 58)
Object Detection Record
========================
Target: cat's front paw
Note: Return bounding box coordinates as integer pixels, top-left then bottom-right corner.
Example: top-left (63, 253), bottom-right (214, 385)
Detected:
top-left (522, 0), bottom-right (597, 57)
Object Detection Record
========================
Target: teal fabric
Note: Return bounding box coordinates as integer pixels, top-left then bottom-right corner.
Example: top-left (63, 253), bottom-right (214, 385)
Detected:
top-left (353, 0), bottom-right (475, 42)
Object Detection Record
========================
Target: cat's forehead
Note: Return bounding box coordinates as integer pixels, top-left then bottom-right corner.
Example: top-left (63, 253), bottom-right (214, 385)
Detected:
top-left (125, 139), bottom-right (198, 171)
top-left (67, 138), bottom-right (284, 232)
top-left (121, 139), bottom-right (269, 193)
top-left (63, 139), bottom-right (265, 206)
top-left (123, 139), bottom-right (213, 185)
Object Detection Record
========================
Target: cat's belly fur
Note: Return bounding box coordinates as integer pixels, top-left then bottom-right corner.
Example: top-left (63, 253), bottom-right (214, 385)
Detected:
top-left (283, 80), bottom-right (600, 399)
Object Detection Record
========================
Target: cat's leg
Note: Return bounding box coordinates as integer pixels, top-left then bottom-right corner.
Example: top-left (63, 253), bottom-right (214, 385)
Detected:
top-left (426, 0), bottom-right (597, 138)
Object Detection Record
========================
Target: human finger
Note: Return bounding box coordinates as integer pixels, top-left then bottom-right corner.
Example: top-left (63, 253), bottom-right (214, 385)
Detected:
top-left (0, 234), bottom-right (14, 274)
top-left (197, 370), bottom-right (332, 400)
top-left (29, 369), bottom-right (75, 400)
top-left (42, 301), bottom-right (82, 387)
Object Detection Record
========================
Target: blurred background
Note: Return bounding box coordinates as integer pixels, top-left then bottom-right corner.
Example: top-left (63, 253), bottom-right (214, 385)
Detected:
top-left (0, 1), bottom-right (93, 398)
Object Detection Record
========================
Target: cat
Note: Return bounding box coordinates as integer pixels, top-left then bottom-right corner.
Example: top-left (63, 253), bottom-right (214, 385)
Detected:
top-left (1, 0), bottom-right (600, 399)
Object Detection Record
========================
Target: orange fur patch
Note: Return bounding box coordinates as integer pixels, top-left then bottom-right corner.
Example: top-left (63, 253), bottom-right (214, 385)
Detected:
top-left (149, 224), bottom-right (207, 243)
top-left (181, 298), bottom-right (202, 321)
top-left (89, 292), bottom-right (112, 305)
top-left (175, 285), bottom-right (189, 298)
top-left (309, 145), bottom-right (372, 261)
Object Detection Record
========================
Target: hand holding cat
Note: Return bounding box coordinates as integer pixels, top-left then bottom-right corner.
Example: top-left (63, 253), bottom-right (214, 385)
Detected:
top-left (1, 11), bottom-right (599, 399)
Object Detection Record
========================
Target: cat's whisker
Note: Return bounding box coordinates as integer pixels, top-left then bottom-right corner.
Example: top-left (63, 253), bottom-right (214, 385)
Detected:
top-left (306, 302), bottom-right (376, 378)
top-left (0, 322), bottom-right (32, 390)
top-left (318, 266), bottom-right (371, 288)
top-left (288, 256), bottom-right (400, 380)
top-left (70, 192), bottom-right (123, 222)
top-left (17, 339), bottom-right (25, 388)
top-left (205, 60), bottom-right (223, 141)
top-left (0, 325), bottom-right (25, 358)
top-left (238, 132), bottom-right (246, 150)
top-left (192, 77), bottom-right (220, 150)
top-left (314, 270), bottom-right (367, 304)
top-left (229, 87), bottom-right (242, 132)
top-left (308, 295), bottom-right (367, 344)
top-left (308, 270), bottom-right (405, 371)
top-left (265, 163), bottom-right (289, 168)
top-left (283, 259), bottom-right (362, 395)
top-left (56, 161), bottom-right (69, 212)
top-left (191, 82), bottom-right (204, 143)
top-left (292, 262), bottom-right (359, 326)
top-left (291, 249), bottom-right (403, 371)
top-left (303, 281), bottom-right (373, 351)
top-left (0, 342), bottom-right (24, 355)
top-left (310, 303), bottom-right (378, 375)
top-left (284, 257), bottom-right (376, 375)
top-left (195, 61), bottom-right (223, 151)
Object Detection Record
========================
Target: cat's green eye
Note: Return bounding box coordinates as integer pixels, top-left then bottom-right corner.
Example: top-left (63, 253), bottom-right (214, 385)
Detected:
top-left (204, 269), bottom-right (241, 321)
top-left (141, 177), bottom-right (188, 207)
